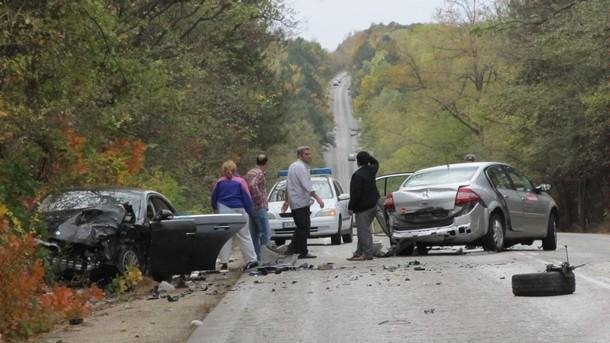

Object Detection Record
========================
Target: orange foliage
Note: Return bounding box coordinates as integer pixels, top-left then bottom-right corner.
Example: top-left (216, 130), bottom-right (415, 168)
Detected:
top-left (52, 128), bottom-right (147, 185)
top-left (0, 204), bottom-right (105, 340)
top-left (40, 285), bottom-right (104, 320)
top-left (104, 138), bottom-right (146, 175)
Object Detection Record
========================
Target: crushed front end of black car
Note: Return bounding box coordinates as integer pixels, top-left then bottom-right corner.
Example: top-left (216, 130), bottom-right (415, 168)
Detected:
top-left (39, 203), bottom-right (144, 280)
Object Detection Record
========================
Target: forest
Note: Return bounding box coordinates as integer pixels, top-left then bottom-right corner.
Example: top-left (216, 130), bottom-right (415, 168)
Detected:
top-left (332, 0), bottom-right (608, 231)
top-left (0, 0), bottom-right (607, 339)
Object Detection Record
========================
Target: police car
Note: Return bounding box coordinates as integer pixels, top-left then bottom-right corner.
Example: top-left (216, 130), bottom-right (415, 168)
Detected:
top-left (267, 168), bottom-right (353, 245)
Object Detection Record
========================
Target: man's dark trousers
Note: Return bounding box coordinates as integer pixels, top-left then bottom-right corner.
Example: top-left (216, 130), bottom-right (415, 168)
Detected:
top-left (289, 206), bottom-right (311, 255)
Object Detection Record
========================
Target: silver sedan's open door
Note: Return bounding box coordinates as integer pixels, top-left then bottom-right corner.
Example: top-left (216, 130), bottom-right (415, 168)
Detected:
top-left (149, 213), bottom-right (245, 280)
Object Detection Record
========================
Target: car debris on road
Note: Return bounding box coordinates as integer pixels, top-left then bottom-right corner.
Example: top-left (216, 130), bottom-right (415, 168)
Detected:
top-left (512, 246), bottom-right (583, 296)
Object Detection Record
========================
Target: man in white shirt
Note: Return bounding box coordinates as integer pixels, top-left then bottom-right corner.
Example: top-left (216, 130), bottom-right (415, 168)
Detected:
top-left (281, 146), bottom-right (324, 258)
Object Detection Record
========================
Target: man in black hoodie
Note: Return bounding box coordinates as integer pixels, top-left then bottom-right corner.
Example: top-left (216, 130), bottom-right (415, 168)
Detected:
top-left (347, 151), bottom-right (380, 261)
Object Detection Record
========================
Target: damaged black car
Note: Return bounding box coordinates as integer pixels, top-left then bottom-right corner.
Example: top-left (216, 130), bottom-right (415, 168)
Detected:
top-left (37, 188), bottom-right (245, 282)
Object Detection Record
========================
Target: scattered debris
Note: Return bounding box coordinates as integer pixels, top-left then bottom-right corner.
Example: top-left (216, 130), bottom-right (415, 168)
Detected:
top-left (378, 319), bottom-right (411, 325)
top-left (190, 320), bottom-right (203, 327)
top-left (414, 267), bottom-right (425, 271)
top-left (157, 281), bottom-right (175, 292)
top-left (424, 308), bottom-right (435, 314)
top-left (166, 295), bottom-right (180, 302)
top-left (69, 318), bottom-right (84, 325)
top-left (383, 265), bottom-right (397, 272)
top-left (317, 262), bottom-right (334, 270)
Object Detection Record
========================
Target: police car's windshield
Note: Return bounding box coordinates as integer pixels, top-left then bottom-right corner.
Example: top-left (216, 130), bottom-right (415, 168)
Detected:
top-left (268, 179), bottom-right (333, 201)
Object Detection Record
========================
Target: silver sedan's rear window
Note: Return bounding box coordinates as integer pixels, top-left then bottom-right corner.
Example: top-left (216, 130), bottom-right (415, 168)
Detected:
top-left (402, 166), bottom-right (478, 187)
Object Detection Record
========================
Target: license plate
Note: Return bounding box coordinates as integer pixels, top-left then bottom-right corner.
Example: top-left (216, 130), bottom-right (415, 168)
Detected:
top-left (282, 221), bottom-right (296, 229)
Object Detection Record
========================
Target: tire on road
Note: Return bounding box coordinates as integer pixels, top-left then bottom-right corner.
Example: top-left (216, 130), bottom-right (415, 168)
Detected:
top-left (542, 212), bottom-right (557, 251)
top-left (416, 242), bottom-right (430, 255)
top-left (482, 212), bottom-right (505, 252)
top-left (512, 271), bottom-right (575, 296)
top-left (342, 227), bottom-right (353, 243)
top-left (331, 217), bottom-right (342, 245)
top-left (393, 240), bottom-right (414, 256)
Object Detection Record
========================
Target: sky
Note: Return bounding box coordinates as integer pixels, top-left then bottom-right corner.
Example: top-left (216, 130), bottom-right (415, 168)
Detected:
top-left (287, 0), bottom-right (447, 51)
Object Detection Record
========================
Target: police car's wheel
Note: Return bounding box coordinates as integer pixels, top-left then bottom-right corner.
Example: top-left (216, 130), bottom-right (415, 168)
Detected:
top-left (331, 217), bottom-right (342, 245)
top-left (342, 227), bottom-right (353, 243)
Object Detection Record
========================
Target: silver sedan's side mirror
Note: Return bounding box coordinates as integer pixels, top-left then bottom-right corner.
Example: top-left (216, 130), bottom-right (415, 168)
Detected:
top-left (536, 184), bottom-right (552, 192)
top-left (348, 153), bottom-right (356, 161)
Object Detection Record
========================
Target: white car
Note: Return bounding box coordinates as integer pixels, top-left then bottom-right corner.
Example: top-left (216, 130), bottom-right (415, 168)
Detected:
top-left (268, 168), bottom-right (353, 245)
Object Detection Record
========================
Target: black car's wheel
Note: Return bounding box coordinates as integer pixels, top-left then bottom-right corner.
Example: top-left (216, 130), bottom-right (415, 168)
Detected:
top-left (512, 271), bottom-right (575, 296)
top-left (274, 238), bottom-right (286, 246)
top-left (416, 243), bottom-right (430, 255)
top-left (116, 245), bottom-right (141, 274)
top-left (482, 213), bottom-right (505, 252)
top-left (331, 217), bottom-right (342, 245)
top-left (152, 272), bottom-right (172, 282)
top-left (542, 212), bottom-right (557, 251)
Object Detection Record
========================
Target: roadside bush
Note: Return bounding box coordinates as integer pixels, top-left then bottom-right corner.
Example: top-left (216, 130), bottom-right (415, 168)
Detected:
top-left (0, 203), bottom-right (103, 341)
top-left (106, 266), bottom-right (144, 295)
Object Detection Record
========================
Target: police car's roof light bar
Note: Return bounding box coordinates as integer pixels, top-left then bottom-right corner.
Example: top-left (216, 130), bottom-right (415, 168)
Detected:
top-left (277, 167), bottom-right (332, 177)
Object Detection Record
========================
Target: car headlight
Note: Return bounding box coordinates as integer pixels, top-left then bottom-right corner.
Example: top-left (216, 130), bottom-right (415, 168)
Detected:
top-left (267, 212), bottom-right (276, 219)
top-left (315, 208), bottom-right (337, 217)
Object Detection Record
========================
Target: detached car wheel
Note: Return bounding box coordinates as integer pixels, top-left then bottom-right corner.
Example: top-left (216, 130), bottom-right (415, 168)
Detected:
top-left (512, 271), bottom-right (575, 296)
top-left (541, 212), bottom-right (557, 251)
top-left (483, 213), bottom-right (505, 252)
top-left (116, 245), bottom-right (140, 274)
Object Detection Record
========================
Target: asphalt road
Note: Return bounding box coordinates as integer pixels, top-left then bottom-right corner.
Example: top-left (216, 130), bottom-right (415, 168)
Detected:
top-left (323, 72), bottom-right (358, 190)
top-left (189, 74), bottom-right (610, 342)
top-left (188, 233), bottom-right (610, 342)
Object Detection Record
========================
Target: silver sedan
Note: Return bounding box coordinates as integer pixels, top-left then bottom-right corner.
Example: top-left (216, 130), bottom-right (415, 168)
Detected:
top-left (383, 162), bottom-right (558, 254)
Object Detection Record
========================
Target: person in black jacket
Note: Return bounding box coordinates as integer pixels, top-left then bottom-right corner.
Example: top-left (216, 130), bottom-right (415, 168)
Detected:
top-left (347, 151), bottom-right (380, 261)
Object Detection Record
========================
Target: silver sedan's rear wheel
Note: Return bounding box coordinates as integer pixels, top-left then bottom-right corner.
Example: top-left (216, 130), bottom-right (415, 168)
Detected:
top-left (542, 212), bottom-right (557, 251)
top-left (482, 213), bottom-right (504, 252)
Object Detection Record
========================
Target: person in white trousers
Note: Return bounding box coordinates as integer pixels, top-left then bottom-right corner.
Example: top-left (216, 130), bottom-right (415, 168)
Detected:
top-left (211, 160), bottom-right (258, 271)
